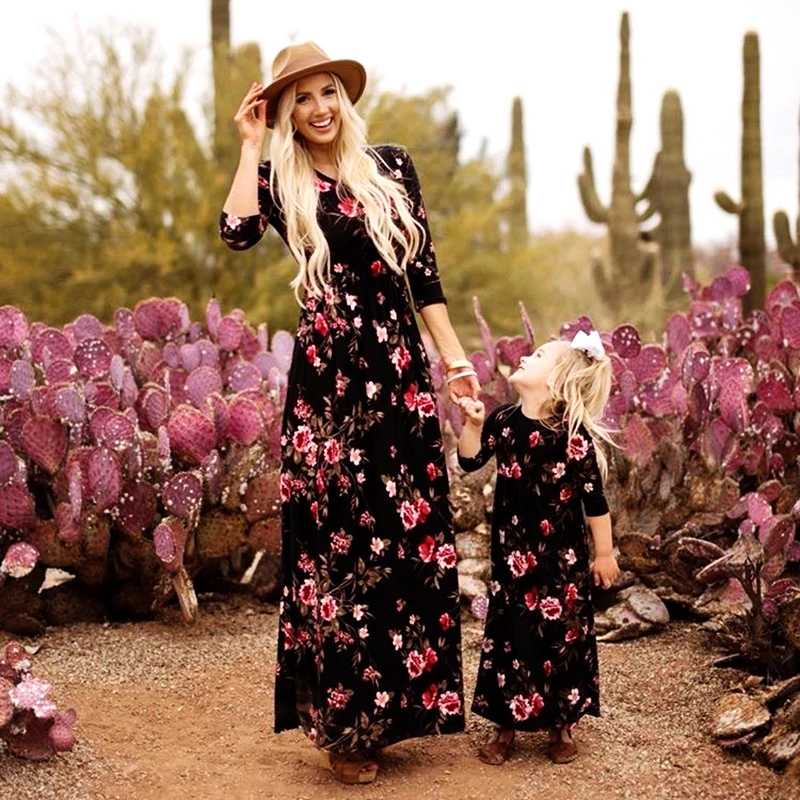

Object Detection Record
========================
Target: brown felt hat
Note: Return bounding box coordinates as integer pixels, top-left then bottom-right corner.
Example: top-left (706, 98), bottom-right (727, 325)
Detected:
top-left (261, 41), bottom-right (367, 128)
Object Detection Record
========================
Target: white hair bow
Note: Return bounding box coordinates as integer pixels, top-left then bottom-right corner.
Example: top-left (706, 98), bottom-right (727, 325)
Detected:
top-left (570, 330), bottom-right (605, 360)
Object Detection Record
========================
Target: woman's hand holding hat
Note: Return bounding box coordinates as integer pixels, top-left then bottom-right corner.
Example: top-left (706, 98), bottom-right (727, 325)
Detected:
top-left (234, 82), bottom-right (268, 152)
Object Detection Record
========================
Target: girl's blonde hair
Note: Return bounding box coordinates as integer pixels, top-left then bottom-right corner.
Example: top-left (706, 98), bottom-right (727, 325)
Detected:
top-left (539, 340), bottom-right (615, 479)
top-left (269, 73), bottom-right (424, 302)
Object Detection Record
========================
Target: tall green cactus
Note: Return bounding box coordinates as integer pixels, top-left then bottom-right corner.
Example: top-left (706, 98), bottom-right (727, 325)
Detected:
top-left (506, 96), bottom-right (528, 244)
top-left (578, 12), bottom-right (656, 316)
top-left (773, 105), bottom-right (800, 278)
top-left (640, 90), bottom-right (693, 305)
top-left (714, 31), bottom-right (765, 313)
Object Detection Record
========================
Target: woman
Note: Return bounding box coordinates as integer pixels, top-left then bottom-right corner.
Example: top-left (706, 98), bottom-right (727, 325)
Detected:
top-left (220, 42), bottom-right (479, 784)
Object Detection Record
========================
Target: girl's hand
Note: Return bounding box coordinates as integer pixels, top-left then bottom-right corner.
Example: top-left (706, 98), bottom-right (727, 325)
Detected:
top-left (449, 373), bottom-right (480, 403)
top-left (233, 82), bottom-right (268, 152)
top-left (459, 396), bottom-right (485, 427)
top-left (591, 554), bottom-right (620, 590)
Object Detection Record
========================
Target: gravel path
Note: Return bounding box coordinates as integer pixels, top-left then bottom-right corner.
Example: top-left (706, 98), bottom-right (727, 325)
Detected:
top-left (0, 596), bottom-right (789, 800)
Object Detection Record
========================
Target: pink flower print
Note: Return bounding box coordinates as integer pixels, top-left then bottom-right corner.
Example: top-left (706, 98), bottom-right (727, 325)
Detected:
top-left (282, 622), bottom-right (297, 649)
top-left (299, 578), bottom-right (317, 606)
top-left (371, 260), bottom-right (384, 276)
top-left (385, 479), bottom-right (397, 497)
top-left (366, 381), bottom-right (378, 399)
top-left (349, 449), bottom-right (362, 465)
top-left (327, 687), bottom-right (349, 710)
top-left (359, 510), bottom-right (374, 527)
top-left (529, 692), bottom-right (544, 716)
top-left (584, 481), bottom-right (595, 493)
top-left (529, 430), bottom-right (542, 447)
top-left (568, 688), bottom-right (581, 706)
top-left (415, 497), bottom-right (431, 524)
top-left (404, 383), bottom-right (419, 411)
top-left (359, 626), bottom-right (369, 639)
top-left (427, 462), bottom-right (441, 480)
top-left (568, 433), bottom-right (589, 461)
top-left (405, 650), bottom-right (426, 678)
top-left (439, 612), bottom-right (452, 630)
top-left (224, 213), bottom-right (243, 230)
top-left (565, 548), bottom-right (577, 566)
top-left (422, 684), bottom-right (439, 710)
top-left (354, 315), bottom-right (362, 329)
top-left (507, 550), bottom-right (537, 578)
top-left (499, 461), bottom-right (522, 479)
top-left (305, 344), bottom-right (320, 367)
top-left (323, 439), bottom-right (341, 464)
top-left (335, 372), bottom-right (347, 397)
top-left (338, 197), bottom-right (363, 217)
top-left (371, 537), bottom-right (385, 555)
top-left (560, 485), bottom-right (574, 502)
top-left (419, 535), bottom-right (437, 562)
top-left (416, 392), bottom-right (437, 417)
top-left (438, 691), bottom-right (461, 716)
top-left (292, 425), bottom-right (314, 453)
top-left (524, 588), bottom-right (539, 610)
top-left (314, 312), bottom-right (329, 336)
top-left (320, 595), bottom-right (338, 621)
top-left (293, 397), bottom-right (312, 420)
top-left (331, 531), bottom-right (350, 554)
top-left (540, 519), bottom-right (553, 536)
top-left (543, 660), bottom-right (553, 676)
top-left (391, 345), bottom-right (412, 373)
top-left (510, 694), bottom-right (533, 721)
top-left (375, 324), bottom-right (388, 343)
top-left (400, 500), bottom-right (420, 530)
top-left (540, 596), bottom-right (563, 620)
top-left (280, 472), bottom-right (292, 502)
top-left (417, 204), bottom-right (427, 220)
top-left (315, 176), bottom-right (333, 193)
top-left (564, 583), bottom-right (579, 610)
top-left (565, 627), bottom-right (580, 644)
top-left (298, 553), bottom-right (315, 575)
top-left (392, 633), bottom-right (403, 650)
top-left (553, 462), bottom-right (566, 479)
top-left (310, 501), bottom-right (319, 522)
top-left (424, 647), bottom-right (438, 671)
top-left (374, 691), bottom-right (390, 708)
top-left (362, 666), bottom-right (378, 682)
top-left (436, 543), bottom-right (456, 569)
top-left (315, 469), bottom-right (326, 496)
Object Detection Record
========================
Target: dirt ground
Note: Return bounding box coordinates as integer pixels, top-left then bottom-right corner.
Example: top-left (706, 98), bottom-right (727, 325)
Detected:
top-left (0, 595), bottom-right (792, 800)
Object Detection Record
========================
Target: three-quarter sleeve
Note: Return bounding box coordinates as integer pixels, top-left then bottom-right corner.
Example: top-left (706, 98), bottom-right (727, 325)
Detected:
top-left (568, 428), bottom-right (609, 517)
top-left (457, 404), bottom-right (508, 472)
top-left (391, 147), bottom-right (447, 312)
top-left (219, 161), bottom-right (276, 251)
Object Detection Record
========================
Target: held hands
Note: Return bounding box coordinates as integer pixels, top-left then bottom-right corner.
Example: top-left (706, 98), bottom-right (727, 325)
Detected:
top-left (458, 396), bottom-right (485, 428)
top-left (234, 82), bottom-right (268, 152)
top-left (591, 553), bottom-right (620, 590)
top-left (449, 373), bottom-right (481, 403)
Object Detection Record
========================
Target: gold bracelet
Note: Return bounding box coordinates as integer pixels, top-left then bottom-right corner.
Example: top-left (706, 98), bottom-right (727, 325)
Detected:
top-left (446, 369), bottom-right (478, 384)
top-left (445, 358), bottom-right (473, 372)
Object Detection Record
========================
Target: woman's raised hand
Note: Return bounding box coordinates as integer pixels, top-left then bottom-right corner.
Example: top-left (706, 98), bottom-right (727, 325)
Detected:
top-left (234, 82), bottom-right (268, 151)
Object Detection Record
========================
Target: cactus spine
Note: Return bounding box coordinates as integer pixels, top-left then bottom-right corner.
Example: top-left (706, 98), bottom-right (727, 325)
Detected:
top-left (578, 12), bottom-right (656, 315)
top-left (640, 90), bottom-right (694, 304)
top-left (714, 31), bottom-right (765, 313)
top-left (506, 96), bottom-right (528, 244)
top-left (773, 105), bottom-right (800, 278)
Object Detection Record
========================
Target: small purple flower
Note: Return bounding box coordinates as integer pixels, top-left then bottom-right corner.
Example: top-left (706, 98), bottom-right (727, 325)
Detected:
top-left (9, 675), bottom-right (57, 719)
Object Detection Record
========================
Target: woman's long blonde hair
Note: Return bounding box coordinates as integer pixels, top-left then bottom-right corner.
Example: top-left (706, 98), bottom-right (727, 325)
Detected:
top-left (538, 340), bottom-right (615, 479)
top-left (269, 74), bottom-right (424, 301)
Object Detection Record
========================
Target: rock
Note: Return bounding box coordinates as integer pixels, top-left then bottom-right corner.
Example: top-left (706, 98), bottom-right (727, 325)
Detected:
top-left (760, 728), bottom-right (800, 768)
top-left (458, 574), bottom-right (487, 603)
top-left (619, 585), bottom-right (670, 626)
top-left (711, 692), bottom-right (771, 740)
top-left (455, 531), bottom-right (490, 561)
top-left (450, 483), bottom-right (486, 533)
top-left (616, 531), bottom-right (661, 574)
top-left (651, 585), bottom-right (699, 616)
top-left (765, 676), bottom-right (800, 709)
top-left (457, 557), bottom-right (491, 583)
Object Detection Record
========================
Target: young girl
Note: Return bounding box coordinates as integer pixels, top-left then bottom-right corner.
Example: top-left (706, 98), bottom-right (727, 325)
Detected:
top-left (457, 331), bottom-right (619, 765)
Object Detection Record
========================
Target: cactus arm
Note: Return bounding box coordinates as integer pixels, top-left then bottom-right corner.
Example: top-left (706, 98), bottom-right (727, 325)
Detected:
top-left (715, 191), bottom-right (744, 215)
top-left (578, 147), bottom-right (609, 224)
top-left (637, 200), bottom-right (658, 225)
top-left (591, 255), bottom-right (616, 308)
top-left (639, 249), bottom-right (657, 284)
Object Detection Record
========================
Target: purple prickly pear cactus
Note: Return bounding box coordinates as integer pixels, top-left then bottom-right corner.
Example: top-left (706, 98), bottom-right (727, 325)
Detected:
top-left (153, 516), bottom-right (188, 574)
top-left (163, 471), bottom-right (204, 526)
top-left (703, 418), bottom-right (733, 468)
top-left (681, 344), bottom-right (710, 389)
top-left (55, 502), bottom-right (82, 546)
top-left (472, 296), bottom-right (496, 372)
top-left (621, 414), bottom-right (655, 467)
top-left (765, 279), bottom-right (799, 319)
top-left (205, 297), bottom-right (223, 338)
top-left (664, 312), bottom-right (691, 356)
top-left (626, 345), bottom-right (666, 383)
top-left (756, 370), bottom-right (794, 413)
top-left (10, 359), bottom-right (35, 401)
top-left (495, 336), bottom-right (530, 370)
top-left (611, 324), bottom-right (641, 359)
top-left (0, 441), bottom-right (19, 485)
top-left (0, 305), bottom-right (30, 349)
top-left (271, 330), bottom-right (295, 374)
top-left (1, 542), bottom-right (39, 579)
top-left (227, 397), bottom-right (265, 446)
top-left (73, 338), bottom-right (113, 380)
top-left (116, 480), bottom-right (157, 538)
top-left (21, 417), bottom-right (68, 475)
top-left (186, 365), bottom-right (223, 408)
top-left (166, 405), bottom-right (217, 465)
top-left (226, 360), bottom-right (262, 393)
top-left (217, 316), bottom-right (244, 351)
top-left (87, 447), bottom-right (122, 510)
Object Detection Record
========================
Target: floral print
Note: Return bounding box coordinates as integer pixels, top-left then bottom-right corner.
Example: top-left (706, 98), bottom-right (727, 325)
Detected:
top-left (458, 403), bottom-right (609, 732)
top-left (220, 145), bottom-right (464, 752)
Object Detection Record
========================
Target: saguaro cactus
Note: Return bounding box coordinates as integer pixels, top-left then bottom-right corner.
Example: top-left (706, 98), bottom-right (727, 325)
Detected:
top-left (714, 31), bottom-right (765, 314)
top-left (773, 105), bottom-right (800, 279)
top-left (640, 90), bottom-right (693, 305)
top-left (506, 96), bottom-right (528, 244)
top-left (578, 12), bottom-right (656, 316)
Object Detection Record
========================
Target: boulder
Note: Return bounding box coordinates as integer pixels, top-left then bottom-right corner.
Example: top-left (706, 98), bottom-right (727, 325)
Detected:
top-left (455, 531), bottom-right (490, 561)
top-left (711, 692), bottom-right (771, 741)
top-left (457, 557), bottom-right (491, 583)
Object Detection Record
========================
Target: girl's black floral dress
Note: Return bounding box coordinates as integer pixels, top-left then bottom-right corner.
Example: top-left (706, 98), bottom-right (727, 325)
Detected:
top-left (220, 145), bottom-right (464, 752)
top-left (458, 403), bottom-right (608, 732)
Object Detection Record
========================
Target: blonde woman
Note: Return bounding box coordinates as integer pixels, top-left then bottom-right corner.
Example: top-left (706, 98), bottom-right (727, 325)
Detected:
top-left (220, 42), bottom-right (478, 784)
top-left (457, 332), bottom-right (619, 766)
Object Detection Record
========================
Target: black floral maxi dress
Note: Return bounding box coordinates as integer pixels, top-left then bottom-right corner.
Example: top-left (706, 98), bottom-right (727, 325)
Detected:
top-left (220, 145), bottom-right (465, 752)
top-left (457, 403), bottom-right (609, 732)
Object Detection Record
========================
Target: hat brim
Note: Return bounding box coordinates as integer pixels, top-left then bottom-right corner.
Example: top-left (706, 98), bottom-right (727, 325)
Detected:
top-left (262, 59), bottom-right (367, 128)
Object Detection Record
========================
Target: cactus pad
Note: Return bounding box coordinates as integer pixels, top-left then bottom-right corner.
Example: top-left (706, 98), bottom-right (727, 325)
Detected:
top-left (166, 404), bottom-right (217, 465)
top-left (153, 516), bottom-right (188, 573)
top-left (226, 360), bottom-right (262, 393)
top-left (621, 413), bottom-right (655, 467)
top-left (21, 417), bottom-right (68, 474)
top-left (627, 344), bottom-right (667, 383)
top-left (116, 480), bottom-right (157, 538)
top-left (73, 338), bottom-right (113, 380)
top-left (0, 483), bottom-right (36, 528)
top-left (681, 344), bottom-right (710, 388)
top-left (0, 441), bottom-right (19, 486)
top-left (756, 370), bottom-right (794, 413)
top-left (186, 365), bottom-right (223, 407)
top-left (227, 397), bottom-right (265, 446)
top-left (611, 324), bottom-right (641, 359)
top-left (87, 447), bottom-right (122, 510)
top-left (664, 312), bottom-right (691, 355)
top-left (218, 316), bottom-right (244, 351)
top-left (163, 471), bottom-right (204, 525)
top-left (1, 542), bottom-right (39, 578)
top-left (0, 305), bottom-right (29, 349)
top-left (10, 360), bottom-right (35, 401)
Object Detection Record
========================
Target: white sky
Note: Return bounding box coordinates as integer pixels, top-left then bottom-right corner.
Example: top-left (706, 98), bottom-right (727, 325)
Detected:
top-left (6, 0), bottom-right (800, 247)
